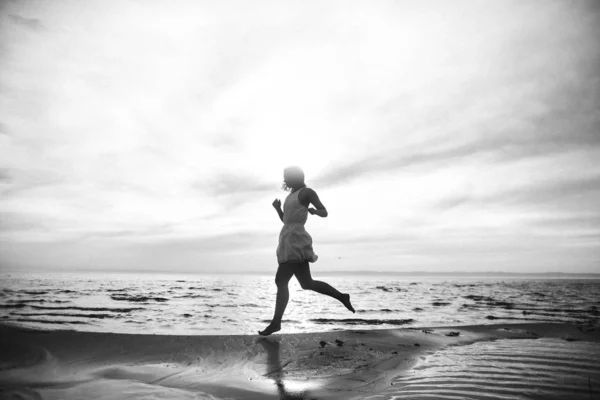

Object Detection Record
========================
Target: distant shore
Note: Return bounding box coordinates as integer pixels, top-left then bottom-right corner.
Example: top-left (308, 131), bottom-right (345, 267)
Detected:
top-left (1, 321), bottom-right (598, 399)
top-left (2, 269), bottom-right (599, 278)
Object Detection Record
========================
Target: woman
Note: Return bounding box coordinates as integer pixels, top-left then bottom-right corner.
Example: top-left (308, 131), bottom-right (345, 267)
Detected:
top-left (259, 166), bottom-right (355, 336)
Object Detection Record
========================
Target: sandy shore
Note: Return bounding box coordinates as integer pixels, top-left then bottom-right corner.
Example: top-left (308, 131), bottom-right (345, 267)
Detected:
top-left (1, 322), bottom-right (598, 400)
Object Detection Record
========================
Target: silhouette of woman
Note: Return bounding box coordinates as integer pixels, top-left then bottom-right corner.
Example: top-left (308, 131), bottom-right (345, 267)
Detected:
top-left (259, 166), bottom-right (355, 336)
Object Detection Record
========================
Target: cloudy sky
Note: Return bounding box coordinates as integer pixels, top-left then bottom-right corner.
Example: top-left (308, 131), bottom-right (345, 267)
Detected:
top-left (1, 0), bottom-right (599, 274)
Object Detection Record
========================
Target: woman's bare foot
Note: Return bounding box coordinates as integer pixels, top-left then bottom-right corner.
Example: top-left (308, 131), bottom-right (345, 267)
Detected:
top-left (342, 293), bottom-right (355, 313)
top-left (258, 322), bottom-right (281, 336)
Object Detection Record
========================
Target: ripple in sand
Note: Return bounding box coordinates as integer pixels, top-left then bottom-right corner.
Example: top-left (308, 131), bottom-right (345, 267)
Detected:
top-left (377, 338), bottom-right (600, 400)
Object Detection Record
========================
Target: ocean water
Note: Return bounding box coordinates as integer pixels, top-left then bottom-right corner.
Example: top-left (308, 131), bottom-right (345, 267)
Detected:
top-left (0, 272), bottom-right (598, 335)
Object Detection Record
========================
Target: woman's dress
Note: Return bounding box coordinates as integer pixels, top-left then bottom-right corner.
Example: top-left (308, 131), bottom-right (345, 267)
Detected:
top-left (276, 189), bottom-right (318, 264)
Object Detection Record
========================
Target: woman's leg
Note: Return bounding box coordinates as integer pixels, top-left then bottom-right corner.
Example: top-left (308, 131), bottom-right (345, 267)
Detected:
top-left (259, 264), bottom-right (295, 336)
top-left (294, 263), bottom-right (355, 313)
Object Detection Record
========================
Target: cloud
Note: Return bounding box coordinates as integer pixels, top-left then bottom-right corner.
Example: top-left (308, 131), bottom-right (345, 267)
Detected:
top-left (0, 122), bottom-right (9, 136)
top-left (0, 211), bottom-right (46, 231)
top-left (316, 109), bottom-right (600, 188)
top-left (78, 224), bottom-right (175, 240)
top-left (0, 168), bottom-right (69, 196)
top-left (0, 228), bottom-right (276, 271)
top-left (431, 172), bottom-right (600, 211)
top-left (0, 167), bottom-right (11, 183)
top-left (200, 173), bottom-right (274, 197)
top-left (313, 139), bottom-right (502, 187)
top-left (432, 193), bottom-right (472, 212)
top-left (509, 174), bottom-right (600, 205)
top-left (529, 214), bottom-right (600, 231)
top-left (319, 231), bottom-right (421, 246)
top-left (7, 14), bottom-right (44, 31)
top-left (316, 43), bottom-right (600, 188)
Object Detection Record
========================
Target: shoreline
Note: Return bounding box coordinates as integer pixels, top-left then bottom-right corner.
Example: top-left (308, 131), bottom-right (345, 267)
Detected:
top-left (1, 322), bottom-right (598, 399)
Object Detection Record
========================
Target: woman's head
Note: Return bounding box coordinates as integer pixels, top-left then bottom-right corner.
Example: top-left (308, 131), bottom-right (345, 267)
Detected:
top-left (282, 166), bottom-right (306, 191)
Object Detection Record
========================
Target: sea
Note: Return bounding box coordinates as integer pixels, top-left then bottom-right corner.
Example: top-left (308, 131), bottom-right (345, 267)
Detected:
top-left (1, 272), bottom-right (598, 335)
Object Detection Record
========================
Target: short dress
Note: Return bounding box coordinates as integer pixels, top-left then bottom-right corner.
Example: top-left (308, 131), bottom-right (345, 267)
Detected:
top-left (276, 188), bottom-right (318, 264)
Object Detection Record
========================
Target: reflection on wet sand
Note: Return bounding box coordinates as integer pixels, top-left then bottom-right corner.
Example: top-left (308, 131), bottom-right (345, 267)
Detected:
top-left (258, 337), bottom-right (312, 400)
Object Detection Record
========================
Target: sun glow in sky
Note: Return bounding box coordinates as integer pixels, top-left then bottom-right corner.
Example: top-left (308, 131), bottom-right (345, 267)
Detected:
top-left (1, 0), bottom-right (599, 274)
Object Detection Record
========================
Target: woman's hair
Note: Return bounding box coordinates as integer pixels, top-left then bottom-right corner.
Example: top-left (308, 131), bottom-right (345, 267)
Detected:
top-left (281, 166), bottom-right (306, 191)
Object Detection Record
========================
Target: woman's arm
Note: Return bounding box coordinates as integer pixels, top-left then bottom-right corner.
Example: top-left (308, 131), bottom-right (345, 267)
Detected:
top-left (305, 189), bottom-right (328, 218)
top-left (272, 199), bottom-right (284, 222)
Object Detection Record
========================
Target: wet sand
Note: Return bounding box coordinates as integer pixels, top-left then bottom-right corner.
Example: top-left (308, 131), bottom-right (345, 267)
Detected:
top-left (0, 322), bottom-right (598, 399)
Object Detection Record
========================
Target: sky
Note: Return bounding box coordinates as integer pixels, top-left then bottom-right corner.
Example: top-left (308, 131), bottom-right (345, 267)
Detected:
top-left (1, 0), bottom-right (599, 274)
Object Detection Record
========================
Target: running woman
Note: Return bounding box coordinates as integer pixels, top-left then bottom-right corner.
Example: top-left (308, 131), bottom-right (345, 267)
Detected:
top-left (259, 166), bottom-right (355, 336)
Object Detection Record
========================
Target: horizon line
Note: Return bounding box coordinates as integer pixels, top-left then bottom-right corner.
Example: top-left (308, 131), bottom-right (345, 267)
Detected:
top-left (2, 269), bottom-right (599, 277)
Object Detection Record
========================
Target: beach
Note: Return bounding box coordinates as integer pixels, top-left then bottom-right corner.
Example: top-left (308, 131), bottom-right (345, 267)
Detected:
top-left (1, 322), bottom-right (598, 400)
